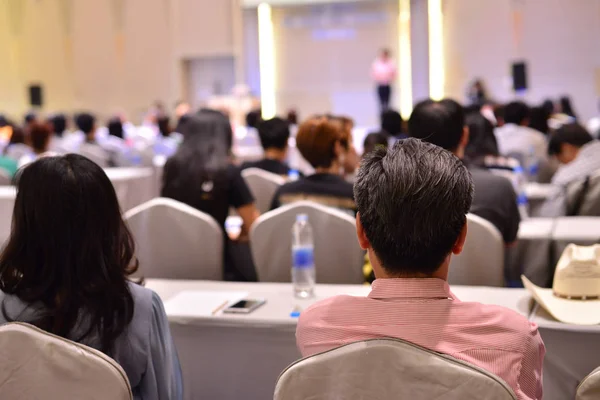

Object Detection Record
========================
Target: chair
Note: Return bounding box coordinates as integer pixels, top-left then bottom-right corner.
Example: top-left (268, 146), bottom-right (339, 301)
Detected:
top-left (448, 213), bottom-right (505, 287)
top-left (0, 169), bottom-right (11, 185)
top-left (241, 167), bottom-right (286, 214)
top-left (0, 186), bottom-right (16, 246)
top-left (124, 198), bottom-right (223, 280)
top-left (0, 322), bottom-right (132, 400)
top-left (249, 201), bottom-right (364, 284)
top-left (78, 143), bottom-right (109, 168)
top-left (105, 167), bottom-right (156, 212)
top-left (577, 367), bottom-right (600, 400)
top-left (274, 339), bottom-right (517, 400)
top-left (566, 169), bottom-right (600, 216)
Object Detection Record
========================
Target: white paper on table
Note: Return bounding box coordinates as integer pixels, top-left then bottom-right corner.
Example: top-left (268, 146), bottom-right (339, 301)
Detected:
top-left (164, 290), bottom-right (249, 318)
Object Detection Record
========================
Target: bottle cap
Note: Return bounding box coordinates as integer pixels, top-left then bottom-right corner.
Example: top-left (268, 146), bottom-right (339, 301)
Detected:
top-left (296, 214), bottom-right (308, 222)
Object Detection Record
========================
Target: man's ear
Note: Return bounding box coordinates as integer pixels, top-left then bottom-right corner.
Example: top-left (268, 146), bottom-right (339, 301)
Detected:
top-left (461, 126), bottom-right (470, 149)
top-left (356, 213), bottom-right (370, 250)
top-left (452, 221), bottom-right (468, 255)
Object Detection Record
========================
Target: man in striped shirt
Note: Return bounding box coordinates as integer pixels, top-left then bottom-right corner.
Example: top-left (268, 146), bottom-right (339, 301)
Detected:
top-left (296, 139), bottom-right (545, 400)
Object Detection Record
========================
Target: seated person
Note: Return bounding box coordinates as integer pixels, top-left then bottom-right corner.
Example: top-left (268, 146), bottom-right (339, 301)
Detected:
top-left (270, 116), bottom-right (356, 214)
top-left (0, 154), bottom-right (182, 399)
top-left (241, 117), bottom-right (294, 176)
top-left (409, 99), bottom-right (520, 243)
top-left (18, 122), bottom-right (54, 167)
top-left (0, 125), bottom-right (24, 177)
top-left (362, 131), bottom-right (389, 158)
top-left (539, 123), bottom-right (600, 217)
top-left (75, 113), bottom-right (109, 167)
top-left (494, 101), bottom-right (548, 164)
top-left (296, 139), bottom-right (544, 399)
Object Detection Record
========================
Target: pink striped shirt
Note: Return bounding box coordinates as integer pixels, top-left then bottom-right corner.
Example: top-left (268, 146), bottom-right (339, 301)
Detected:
top-left (296, 278), bottom-right (544, 400)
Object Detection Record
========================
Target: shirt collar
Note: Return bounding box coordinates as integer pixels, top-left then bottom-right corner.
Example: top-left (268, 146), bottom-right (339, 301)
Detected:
top-left (368, 278), bottom-right (455, 300)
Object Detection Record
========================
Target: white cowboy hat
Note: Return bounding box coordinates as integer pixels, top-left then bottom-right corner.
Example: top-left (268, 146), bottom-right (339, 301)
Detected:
top-left (522, 244), bottom-right (600, 325)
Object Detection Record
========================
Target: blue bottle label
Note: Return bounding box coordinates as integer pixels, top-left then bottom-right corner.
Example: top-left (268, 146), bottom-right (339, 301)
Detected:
top-left (293, 247), bottom-right (314, 269)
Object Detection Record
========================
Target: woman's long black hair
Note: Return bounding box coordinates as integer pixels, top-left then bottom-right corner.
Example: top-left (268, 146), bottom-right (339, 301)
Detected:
top-left (0, 154), bottom-right (138, 355)
top-left (161, 109), bottom-right (233, 217)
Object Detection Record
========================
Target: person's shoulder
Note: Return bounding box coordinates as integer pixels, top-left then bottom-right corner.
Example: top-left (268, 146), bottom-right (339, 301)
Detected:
top-left (240, 160), bottom-right (255, 170)
top-left (458, 300), bottom-right (537, 340)
top-left (298, 295), bottom-right (362, 327)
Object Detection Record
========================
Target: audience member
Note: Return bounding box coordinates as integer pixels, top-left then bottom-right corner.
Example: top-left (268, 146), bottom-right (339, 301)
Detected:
top-left (327, 115), bottom-right (359, 175)
top-left (362, 131), bottom-right (389, 157)
top-left (0, 154), bottom-right (182, 399)
top-left (559, 96), bottom-right (577, 120)
top-left (241, 117), bottom-right (293, 176)
top-left (46, 113), bottom-right (68, 153)
top-left (157, 116), bottom-right (172, 137)
top-left (466, 78), bottom-right (489, 107)
top-left (409, 99), bottom-right (520, 243)
top-left (18, 122), bottom-right (53, 167)
top-left (493, 104), bottom-right (506, 127)
top-left (296, 138), bottom-right (544, 400)
top-left (528, 106), bottom-right (551, 135)
top-left (246, 109), bottom-right (262, 129)
top-left (381, 109), bottom-right (404, 137)
top-left (76, 113), bottom-right (97, 143)
top-left (270, 116), bottom-right (356, 214)
top-left (494, 101), bottom-right (548, 164)
top-left (75, 113), bottom-right (108, 167)
top-left (0, 125), bottom-right (22, 177)
top-left (540, 123), bottom-right (600, 216)
top-left (23, 112), bottom-right (37, 131)
top-left (162, 109), bottom-right (259, 236)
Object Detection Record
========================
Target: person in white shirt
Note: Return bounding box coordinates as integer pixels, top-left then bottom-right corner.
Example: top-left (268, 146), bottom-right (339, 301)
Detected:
top-left (371, 48), bottom-right (396, 112)
top-left (494, 101), bottom-right (548, 170)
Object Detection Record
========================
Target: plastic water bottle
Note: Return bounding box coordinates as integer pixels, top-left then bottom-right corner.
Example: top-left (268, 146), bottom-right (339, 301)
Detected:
top-left (292, 214), bottom-right (315, 298)
top-left (288, 169), bottom-right (300, 181)
top-left (526, 146), bottom-right (539, 183)
top-left (513, 165), bottom-right (529, 220)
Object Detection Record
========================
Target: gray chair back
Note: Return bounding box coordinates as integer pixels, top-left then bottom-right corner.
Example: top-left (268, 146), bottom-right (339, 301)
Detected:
top-left (0, 169), bottom-right (11, 185)
top-left (275, 339), bottom-right (517, 400)
top-left (242, 168), bottom-right (286, 214)
top-left (566, 169), bottom-right (600, 216)
top-left (449, 213), bottom-right (505, 286)
top-left (124, 198), bottom-right (223, 280)
top-left (250, 201), bottom-right (364, 284)
top-left (0, 186), bottom-right (16, 246)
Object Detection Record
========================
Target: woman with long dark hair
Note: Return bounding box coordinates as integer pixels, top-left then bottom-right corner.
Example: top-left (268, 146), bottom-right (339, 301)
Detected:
top-left (0, 155), bottom-right (182, 399)
top-left (161, 109), bottom-right (259, 279)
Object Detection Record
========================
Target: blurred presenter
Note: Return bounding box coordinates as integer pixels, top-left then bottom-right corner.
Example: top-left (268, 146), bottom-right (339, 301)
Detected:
top-left (371, 48), bottom-right (397, 112)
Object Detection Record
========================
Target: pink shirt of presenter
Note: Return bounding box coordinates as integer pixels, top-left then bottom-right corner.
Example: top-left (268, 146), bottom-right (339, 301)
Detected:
top-left (296, 278), bottom-right (545, 400)
top-left (371, 57), bottom-right (396, 85)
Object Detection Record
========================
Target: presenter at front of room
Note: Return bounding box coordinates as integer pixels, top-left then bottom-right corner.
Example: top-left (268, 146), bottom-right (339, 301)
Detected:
top-left (371, 48), bottom-right (397, 112)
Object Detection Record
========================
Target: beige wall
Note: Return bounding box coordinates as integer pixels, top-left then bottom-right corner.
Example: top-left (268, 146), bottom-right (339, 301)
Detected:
top-left (444, 0), bottom-right (600, 120)
top-left (0, 0), bottom-right (240, 123)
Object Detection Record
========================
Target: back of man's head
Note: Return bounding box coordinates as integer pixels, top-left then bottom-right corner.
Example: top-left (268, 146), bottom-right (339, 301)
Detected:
top-left (75, 113), bottom-right (96, 135)
top-left (503, 101), bottom-right (530, 125)
top-left (408, 99), bottom-right (465, 151)
top-left (548, 123), bottom-right (593, 156)
top-left (258, 117), bottom-right (290, 151)
top-left (354, 138), bottom-right (473, 276)
top-left (381, 109), bottom-right (403, 137)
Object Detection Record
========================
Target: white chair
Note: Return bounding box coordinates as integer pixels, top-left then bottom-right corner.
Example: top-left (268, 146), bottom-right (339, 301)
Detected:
top-left (566, 169), bottom-right (600, 216)
top-left (577, 367), bottom-right (600, 400)
top-left (105, 167), bottom-right (156, 213)
top-left (241, 168), bottom-right (286, 214)
top-left (448, 213), bottom-right (505, 287)
top-left (124, 198), bottom-right (223, 280)
top-left (274, 339), bottom-right (517, 400)
top-left (0, 186), bottom-right (16, 246)
top-left (250, 201), bottom-right (364, 284)
top-left (0, 169), bottom-right (11, 185)
top-left (0, 322), bottom-right (132, 400)
top-left (78, 143), bottom-right (109, 168)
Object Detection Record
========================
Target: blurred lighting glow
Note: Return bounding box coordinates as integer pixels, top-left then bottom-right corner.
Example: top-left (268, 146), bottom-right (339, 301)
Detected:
top-left (258, 3), bottom-right (276, 119)
top-left (398, 0), bottom-right (412, 119)
top-left (428, 0), bottom-right (444, 100)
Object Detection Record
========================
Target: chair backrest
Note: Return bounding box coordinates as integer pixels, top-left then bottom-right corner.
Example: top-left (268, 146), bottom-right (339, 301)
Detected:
top-left (241, 168), bottom-right (286, 214)
top-left (0, 186), bottom-right (16, 246)
top-left (124, 198), bottom-right (223, 280)
top-left (577, 367), bottom-right (600, 400)
top-left (0, 169), bottom-right (11, 185)
top-left (274, 339), bottom-right (517, 400)
top-left (448, 213), bottom-right (505, 286)
top-left (0, 322), bottom-right (132, 400)
top-left (105, 167), bottom-right (156, 213)
top-left (249, 201), bottom-right (364, 284)
top-left (566, 169), bottom-right (600, 216)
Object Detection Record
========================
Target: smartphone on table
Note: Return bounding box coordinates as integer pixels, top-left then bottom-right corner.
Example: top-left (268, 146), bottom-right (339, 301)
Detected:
top-left (223, 299), bottom-right (266, 314)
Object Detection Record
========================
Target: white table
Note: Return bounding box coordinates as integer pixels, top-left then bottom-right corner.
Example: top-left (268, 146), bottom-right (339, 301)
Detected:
top-left (0, 186), bottom-right (16, 245)
top-left (525, 183), bottom-right (556, 217)
top-left (530, 305), bottom-right (600, 400)
top-left (105, 168), bottom-right (156, 212)
top-left (146, 279), bottom-right (532, 400)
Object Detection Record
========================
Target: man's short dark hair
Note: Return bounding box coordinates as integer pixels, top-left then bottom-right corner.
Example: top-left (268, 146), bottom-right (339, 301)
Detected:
top-left (257, 117), bottom-right (290, 150)
top-left (381, 109), bottom-right (403, 137)
top-left (503, 101), bottom-right (530, 125)
top-left (354, 138), bottom-right (473, 276)
top-left (48, 114), bottom-right (67, 136)
top-left (363, 131), bottom-right (389, 156)
top-left (548, 123), bottom-right (593, 156)
top-left (75, 113), bottom-right (96, 134)
top-left (408, 99), bottom-right (465, 151)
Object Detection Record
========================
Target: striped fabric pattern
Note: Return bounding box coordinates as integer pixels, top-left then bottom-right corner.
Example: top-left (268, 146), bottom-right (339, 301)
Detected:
top-left (296, 278), bottom-right (545, 400)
